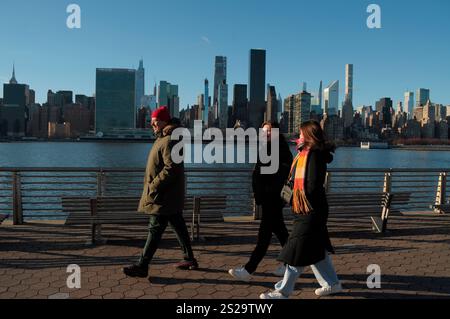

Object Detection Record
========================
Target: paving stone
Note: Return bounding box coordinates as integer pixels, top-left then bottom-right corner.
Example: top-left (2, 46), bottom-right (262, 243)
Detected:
top-left (1, 215), bottom-right (450, 299)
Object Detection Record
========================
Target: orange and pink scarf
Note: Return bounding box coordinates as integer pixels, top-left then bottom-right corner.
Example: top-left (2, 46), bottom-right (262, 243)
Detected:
top-left (290, 148), bottom-right (314, 215)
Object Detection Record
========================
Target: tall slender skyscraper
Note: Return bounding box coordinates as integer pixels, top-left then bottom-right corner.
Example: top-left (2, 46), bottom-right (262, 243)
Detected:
top-left (248, 49), bottom-right (266, 128)
top-left (135, 59), bottom-right (145, 110)
top-left (213, 56), bottom-right (227, 107)
top-left (318, 81), bottom-right (323, 109)
top-left (323, 81), bottom-right (339, 116)
top-left (218, 80), bottom-right (228, 129)
top-left (203, 79), bottom-right (209, 126)
top-left (345, 64), bottom-right (353, 104)
top-left (266, 85), bottom-right (277, 122)
top-left (404, 91), bottom-right (414, 119)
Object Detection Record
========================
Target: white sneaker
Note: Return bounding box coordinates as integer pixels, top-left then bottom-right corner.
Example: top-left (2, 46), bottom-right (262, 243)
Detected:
top-left (273, 264), bottom-right (286, 277)
top-left (228, 267), bottom-right (251, 282)
top-left (315, 283), bottom-right (343, 296)
top-left (260, 290), bottom-right (288, 299)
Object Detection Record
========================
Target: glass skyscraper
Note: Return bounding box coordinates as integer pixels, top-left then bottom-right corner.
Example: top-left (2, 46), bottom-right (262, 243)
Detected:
top-left (416, 88), bottom-right (430, 107)
top-left (345, 64), bottom-right (353, 103)
top-left (158, 81), bottom-right (179, 118)
top-left (323, 80), bottom-right (339, 116)
top-left (213, 56), bottom-right (227, 108)
top-left (404, 91), bottom-right (414, 119)
top-left (95, 68), bottom-right (136, 134)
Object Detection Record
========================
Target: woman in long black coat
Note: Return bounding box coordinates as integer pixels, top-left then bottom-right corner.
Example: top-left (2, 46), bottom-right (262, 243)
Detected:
top-left (229, 121), bottom-right (293, 282)
top-left (260, 120), bottom-right (343, 299)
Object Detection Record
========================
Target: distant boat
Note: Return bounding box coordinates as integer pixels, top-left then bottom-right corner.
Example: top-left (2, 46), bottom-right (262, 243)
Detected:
top-left (361, 142), bottom-right (390, 149)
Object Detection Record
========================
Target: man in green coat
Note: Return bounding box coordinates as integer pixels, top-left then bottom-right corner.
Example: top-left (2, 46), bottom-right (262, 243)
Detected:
top-left (123, 106), bottom-right (198, 278)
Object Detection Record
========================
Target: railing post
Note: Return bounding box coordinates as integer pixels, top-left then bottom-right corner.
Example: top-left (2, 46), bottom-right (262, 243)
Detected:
top-left (383, 172), bottom-right (392, 194)
top-left (97, 170), bottom-right (104, 196)
top-left (192, 197), bottom-right (201, 241)
top-left (434, 172), bottom-right (447, 214)
top-left (253, 199), bottom-right (262, 220)
top-left (12, 172), bottom-right (23, 225)
top-left (90, 198), bottom-right (98, 244)
top-left (94, 171), bottom-right (105, 244)
top-left (325, 172), bottom-right (331, 194)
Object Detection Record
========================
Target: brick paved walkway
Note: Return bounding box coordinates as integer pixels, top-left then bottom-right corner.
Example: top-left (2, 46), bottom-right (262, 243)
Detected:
top-left (1, 211), bottom-right (449, 299)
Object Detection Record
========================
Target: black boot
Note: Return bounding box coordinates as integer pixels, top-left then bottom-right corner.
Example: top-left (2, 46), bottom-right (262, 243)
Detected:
top-left (175, 258), bottom-right (199, 270)
top-left (123, 264), bottom-right (148, 278)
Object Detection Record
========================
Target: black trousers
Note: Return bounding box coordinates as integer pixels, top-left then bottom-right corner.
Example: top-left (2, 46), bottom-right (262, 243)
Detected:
top-left (245, 198), bottom-right (289, 274)
top-left (138, 213), bottom-right (195, 267)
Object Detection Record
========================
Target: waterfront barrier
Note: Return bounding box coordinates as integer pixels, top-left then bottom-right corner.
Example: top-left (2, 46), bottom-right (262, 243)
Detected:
top-left (0, 167), bottom-right (448, 225)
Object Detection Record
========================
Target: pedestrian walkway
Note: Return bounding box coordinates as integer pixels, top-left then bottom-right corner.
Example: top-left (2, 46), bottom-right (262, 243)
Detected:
top-left (1, 212), bottom-right (449, 299)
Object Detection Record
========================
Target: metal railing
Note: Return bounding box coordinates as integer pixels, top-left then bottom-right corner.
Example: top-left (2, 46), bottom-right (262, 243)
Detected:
top-left (0, 167), bottom-right (449, 224)
top-left (0, 167), bottom-right (254, 224)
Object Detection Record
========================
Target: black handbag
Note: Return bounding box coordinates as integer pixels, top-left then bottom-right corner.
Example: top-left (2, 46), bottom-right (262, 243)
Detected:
top-left (281, 181), bottom-right (294, 206)
top-left (280, 157), bottom-right (298, 206)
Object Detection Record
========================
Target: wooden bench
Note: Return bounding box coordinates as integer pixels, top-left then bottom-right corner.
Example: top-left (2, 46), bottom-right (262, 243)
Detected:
top-left (327, 192), bottom-right (395, 233)
top-left (63, 195), bottom-right (226, 244)
top-left (429, 203), bottom-right (450, 214)
top-left (0, 214), bottom-right (9, 224)
top-left (282, 192), bottom-right (403, 234)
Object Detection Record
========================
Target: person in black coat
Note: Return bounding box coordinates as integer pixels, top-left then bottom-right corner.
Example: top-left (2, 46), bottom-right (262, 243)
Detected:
top-left (229, 121), bottom-right (293, 282)
top-left (260, 120), bottom-right (343, 299)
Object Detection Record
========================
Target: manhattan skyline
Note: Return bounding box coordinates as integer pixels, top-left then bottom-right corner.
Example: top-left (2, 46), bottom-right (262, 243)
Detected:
top-left (1, 0), bottom-right (450, 108)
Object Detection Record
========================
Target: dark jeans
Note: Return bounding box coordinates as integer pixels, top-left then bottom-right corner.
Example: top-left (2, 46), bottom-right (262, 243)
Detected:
top-left (245, 198), bottom-right (289, 274)
top-left (138, 213), bottom-right (195, 267)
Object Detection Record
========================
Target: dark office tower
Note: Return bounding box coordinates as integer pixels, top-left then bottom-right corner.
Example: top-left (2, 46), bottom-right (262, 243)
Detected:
top-left (3, 65), bottom-right (29, 107)
top-left (54, 91), bottom-right (73, 107)
top-left (375, 97), bottom-right (393, 127)
top-left (63, 104), bottom-right (91, 137)
top-left (137, 106), bottom-right (148, 129)
top-left (213, 56), bottom-right (227, 107)
top-left (158, 81), bottom-right (179, 118)
top-left (75, 95), bottom-right (89, 108)
top-left (248, 49), bottom-right (266, 128)
top-left (47, 90), bottom-right (56, 106)
top-left (342, 97), bottom-right (354, 129)
top-left (95, 68), bottom-right (136, 134)
top-left (266, 85), bottom-right (277, 122)
top-left (416, 88), bottom-right (430, 107)
top-left (29, 90), bottom-right (35, 105)
top-left (232, 84), bottom-right (248, 125)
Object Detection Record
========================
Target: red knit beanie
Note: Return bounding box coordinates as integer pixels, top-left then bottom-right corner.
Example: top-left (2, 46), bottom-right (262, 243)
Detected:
top-left (152, 106), bottom-right (171, 122)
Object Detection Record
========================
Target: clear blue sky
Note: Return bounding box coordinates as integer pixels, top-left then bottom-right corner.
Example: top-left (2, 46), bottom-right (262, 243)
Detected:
top-left (1, 0), bottom-right (449, 109)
